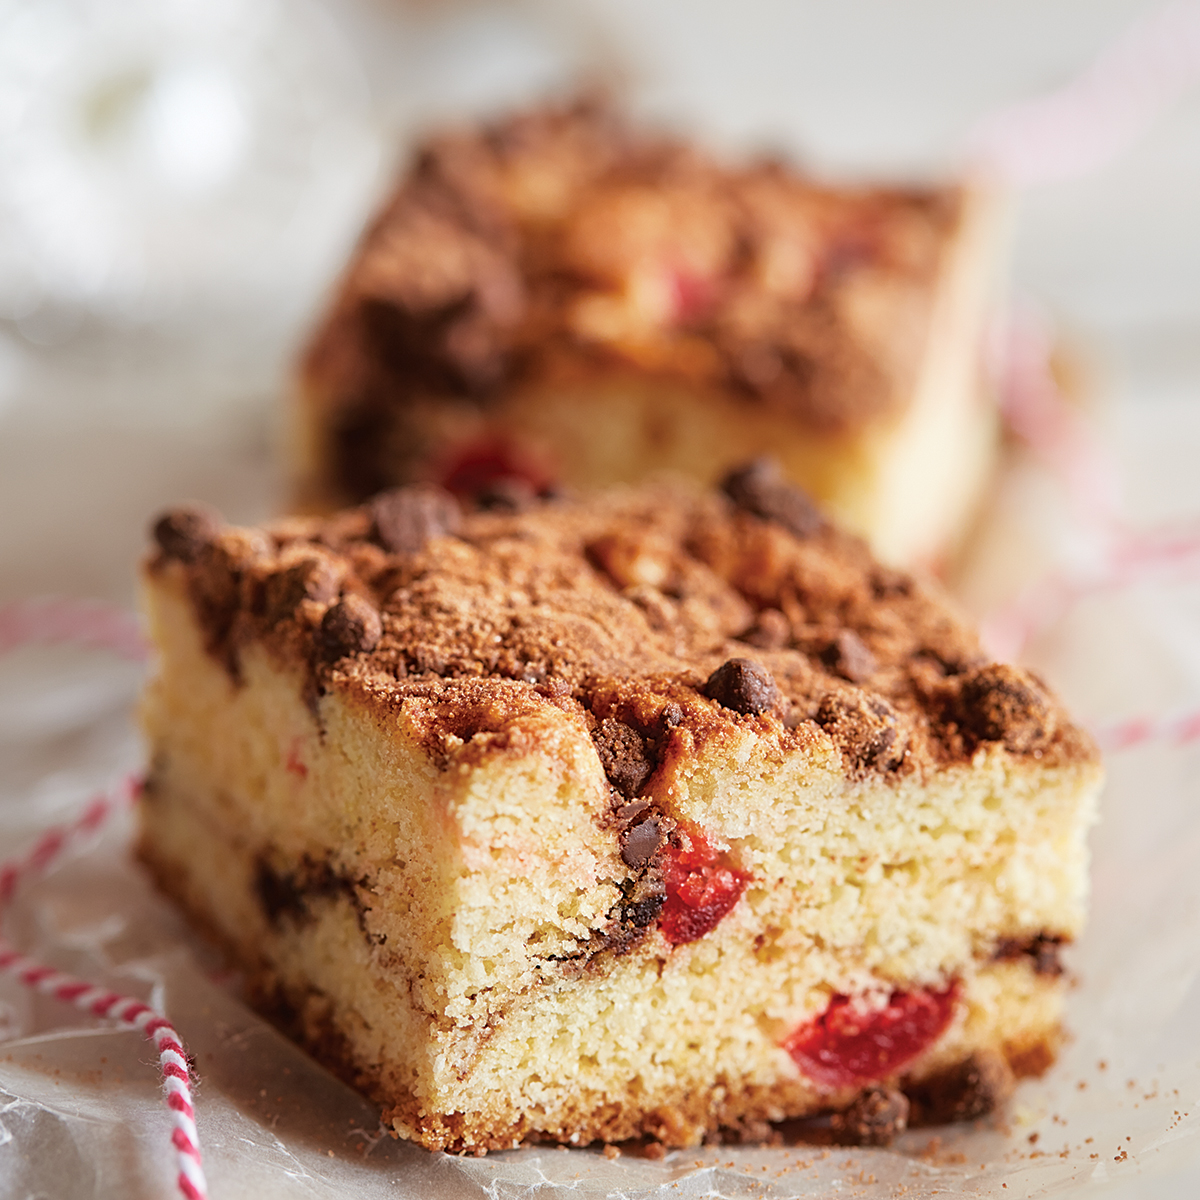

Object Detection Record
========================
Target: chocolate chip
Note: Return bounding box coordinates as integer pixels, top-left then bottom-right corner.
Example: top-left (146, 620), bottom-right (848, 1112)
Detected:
top-left (152, 505), bottom-right (221, 563)
top-left (369, 485), bottom-right (461, 555)
top-left (823, 629), bottom-right (878, 683)
top-left (620, 812), bottom-right (664, 868)
top-left (253, 854), bottom-right (358, 930)
top-left (263, 558), bottom-right (342, 625)
top-left (956, 664), bottom-right (1056, 754)
top-left (741, 608), bottom-right (790, 650)
top-left (317, 595), bottom-right (382, 662)
top-left (993, 933), bottom-right (1065, 977)
top-left (720, 457), bottom-right (823, 539)
top-left (704, 658), bottom-right (780, 716)
top-left (815, 690), bottom-right (907, 771)
top-left (619, 870), bottom-right (666, 928)
top-left (593, 718), bottom-right (653, 798)
top-left (907, 1051), bottom-right (1014, 1125)
top-left (830, 1087), bottom-right (909, 1146)
top-left (475, 477), bottom-right (538, 512)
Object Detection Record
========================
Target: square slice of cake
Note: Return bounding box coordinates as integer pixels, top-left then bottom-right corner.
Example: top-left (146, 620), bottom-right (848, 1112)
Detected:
top-left (295, 96), bottom-right (1007, 568)
top-left (138, 466), bottom-right (1100, 1152)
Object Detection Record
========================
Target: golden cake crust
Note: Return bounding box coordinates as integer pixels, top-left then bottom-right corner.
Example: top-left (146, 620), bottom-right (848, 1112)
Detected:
top-left (148, 470), bottom-right (1098, 784)
top-left (302, 95), bottom-right (967, 503)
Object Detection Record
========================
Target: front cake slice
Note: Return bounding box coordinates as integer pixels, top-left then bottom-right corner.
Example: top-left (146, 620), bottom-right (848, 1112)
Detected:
top-left (138, 469), bottom-right (1101, 1152)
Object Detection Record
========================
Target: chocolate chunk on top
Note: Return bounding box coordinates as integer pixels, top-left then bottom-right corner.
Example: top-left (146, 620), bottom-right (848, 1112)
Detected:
top-left (318, 595), bottom-right (383, 662)
top-left (153, 505), bottom-right (222, 563)
top-left (721, 457), bottom-right (823, 539)
top-left (704, 658), bottom-right (780, 716)
top-left (370, 485), bottom-right (462, 555)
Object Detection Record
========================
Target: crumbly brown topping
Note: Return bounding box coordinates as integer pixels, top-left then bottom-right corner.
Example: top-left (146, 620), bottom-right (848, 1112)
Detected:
top-left (593, 717), bottom-right (655, 798)
top-left (906, 1050), bottom-right (1015, 1125)
top-left (147, 476), bottom-right (1098, 778)
top-left (303, 96), bottom-right (964, 502)
top-left (830, 1086), bottom-right (910, 1146)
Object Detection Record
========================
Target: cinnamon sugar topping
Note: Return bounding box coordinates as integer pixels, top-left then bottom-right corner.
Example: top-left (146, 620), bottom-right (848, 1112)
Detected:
top-left (147, 476), bottom-right (1097, 777)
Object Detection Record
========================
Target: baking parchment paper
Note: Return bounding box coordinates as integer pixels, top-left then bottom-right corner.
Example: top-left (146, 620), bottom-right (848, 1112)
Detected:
top-left (4, 392), bottom-right (1200, 1200)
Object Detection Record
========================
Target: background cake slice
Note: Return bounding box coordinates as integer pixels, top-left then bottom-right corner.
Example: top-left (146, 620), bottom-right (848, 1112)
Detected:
top-left (295, 96), bottom-right (1007, 568)
top-left (138, 468), bottom-right (1100, 1152)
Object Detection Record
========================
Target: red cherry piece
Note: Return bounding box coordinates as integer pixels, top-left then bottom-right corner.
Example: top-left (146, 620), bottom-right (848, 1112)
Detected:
top-left (660, 825), bottom-right (749, 946)
top-left (667, 269), bottom-right (716, 324)
top-left (285, 737), bottom-right (308, 780)
top-left (436, 436), bottom-right (556, 499)
top-left (784, 984), bottom-right (959, 1090)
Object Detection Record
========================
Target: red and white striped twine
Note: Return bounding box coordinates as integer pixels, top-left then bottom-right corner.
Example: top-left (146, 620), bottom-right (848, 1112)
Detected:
top-left (989, 308), bottom-right (1124, 537)
top-left (969, 0), bottom-right (1200, 186)
top-left (980, 517), bottom-right (1200, 663)
top-left (0, 596), bottom-right (148, 661)
top-left (984, 307), bottom-right (1200, 754)
top-left (972, 1), bottom-right (1200, 660)
top-left (0, 600), bottom-right (207, 1200)
top-left (1093, 706), bottom-right (1200, 754)
top-left (983, 296), bottom-right (1200, 656)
